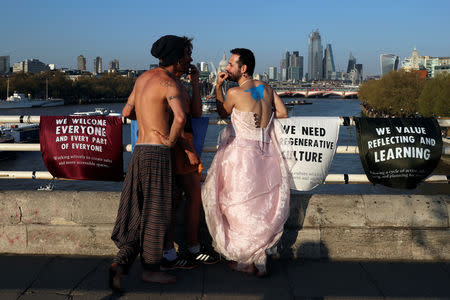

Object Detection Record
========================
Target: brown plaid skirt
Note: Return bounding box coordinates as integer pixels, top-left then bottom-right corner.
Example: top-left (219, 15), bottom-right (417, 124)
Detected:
top-left (111, 144), bottom-right (174, 271)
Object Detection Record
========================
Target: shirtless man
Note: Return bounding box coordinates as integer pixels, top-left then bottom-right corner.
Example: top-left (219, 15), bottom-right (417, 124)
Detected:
top-left (109, 35), bottom-right (188, 292)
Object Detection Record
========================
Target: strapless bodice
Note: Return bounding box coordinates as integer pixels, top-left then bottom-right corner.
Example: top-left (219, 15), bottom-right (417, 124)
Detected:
top-left (230, 108), bottom-right (274, 143)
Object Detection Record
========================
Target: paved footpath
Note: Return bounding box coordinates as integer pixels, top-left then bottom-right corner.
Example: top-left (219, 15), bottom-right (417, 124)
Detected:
top-left (0, 255), bottom-right (449, 300)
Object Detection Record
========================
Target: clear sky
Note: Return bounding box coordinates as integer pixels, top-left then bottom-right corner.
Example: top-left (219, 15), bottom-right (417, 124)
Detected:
top-left (2, 0), bottom-right (450, 76)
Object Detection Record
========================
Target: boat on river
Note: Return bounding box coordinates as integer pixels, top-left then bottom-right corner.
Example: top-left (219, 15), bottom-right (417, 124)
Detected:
top-left (0, 123), bottom-right (40, 143)
top-left (71, 107), bottom-right (121, 116)
top-left (0, 92), bottom-right (64, 109)
top-left (286, 100), bottom-right (312, 105)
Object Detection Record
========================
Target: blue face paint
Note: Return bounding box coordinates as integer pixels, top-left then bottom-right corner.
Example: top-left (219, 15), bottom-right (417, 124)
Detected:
top-left (244, 84), bottom-right (265, 102)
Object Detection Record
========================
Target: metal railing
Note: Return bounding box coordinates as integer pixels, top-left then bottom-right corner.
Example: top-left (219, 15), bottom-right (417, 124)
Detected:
top-left (0, 115), bottom-right (449, 184)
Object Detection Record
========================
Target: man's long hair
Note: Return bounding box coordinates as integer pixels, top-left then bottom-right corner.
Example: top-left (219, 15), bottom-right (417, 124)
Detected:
top-left (183, 36), bottom-right (193, 53)
top-left (230, 48), bottom-right (255, 76)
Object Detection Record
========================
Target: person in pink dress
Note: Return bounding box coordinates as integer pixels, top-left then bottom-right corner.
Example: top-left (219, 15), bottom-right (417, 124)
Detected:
top-left (201, 48), bottom-right (290, 277)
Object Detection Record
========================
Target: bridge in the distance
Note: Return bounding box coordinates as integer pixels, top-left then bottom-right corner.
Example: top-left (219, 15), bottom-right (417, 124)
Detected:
top-left (276, 88), bottom-right (359, 98)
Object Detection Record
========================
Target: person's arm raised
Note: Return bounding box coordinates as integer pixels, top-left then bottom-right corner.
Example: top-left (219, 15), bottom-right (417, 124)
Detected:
top-left (215, 72), bottom-right (233, 119)
top-left (188, 64), bottom-right (202, 118)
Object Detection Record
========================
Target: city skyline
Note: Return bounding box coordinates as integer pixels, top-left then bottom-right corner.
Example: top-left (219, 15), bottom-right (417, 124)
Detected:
top-left (2, 0), bottom-right (450, 76)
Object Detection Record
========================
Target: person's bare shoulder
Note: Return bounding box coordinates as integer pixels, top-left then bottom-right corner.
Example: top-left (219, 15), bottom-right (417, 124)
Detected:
top-left (158, 72), bottom-right (176, 90)
top-left (225, 86), bottom-right (240, 100)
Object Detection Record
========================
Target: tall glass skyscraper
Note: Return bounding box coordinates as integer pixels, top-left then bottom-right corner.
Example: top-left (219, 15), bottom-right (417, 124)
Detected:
top-left (280, 51), bottom-right (290, 81)
top-left (323, 44), bottom-right (335, 80)
top-left (347, 52), bottom-right (356, 73)
top-left (380, 54), bottom-right (399, 76)
top-left (307, 29), bottom-right (323, 81)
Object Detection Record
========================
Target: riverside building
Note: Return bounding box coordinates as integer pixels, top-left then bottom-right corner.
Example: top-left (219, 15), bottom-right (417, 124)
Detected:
top-left (108, 59), bottom-right (119, 73)
top-left (323, 44), bottom-right (335, 80)
top-left (268, 66), bottom-right (277, 81)
top-left (380, 54), bottom-right (399, 76)
top-left (93, 57), bottom-right (102, 75)
top-left (307, 29), bottom-right (323, 81)
top-left (0, 56), bottom-right (10, 74)
top-left (347, 52), bottom-right (356, 74)
top-left (12, 59), bottom-right (49, 74)
top-left (77, 55), bottom-right (86, 71)
top-left (401, 47), bottom-right (450, 78)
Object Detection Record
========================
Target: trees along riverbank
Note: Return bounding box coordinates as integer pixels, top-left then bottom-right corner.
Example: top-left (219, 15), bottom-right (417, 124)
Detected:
top-left (359, 71), bottom-right (450, 118)
top-left (0, 71), bottom-right (136, 103)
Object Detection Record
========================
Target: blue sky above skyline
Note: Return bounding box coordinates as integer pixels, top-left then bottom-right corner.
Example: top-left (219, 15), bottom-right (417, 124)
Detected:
top-left (3, 0), bottom-right (450, 76)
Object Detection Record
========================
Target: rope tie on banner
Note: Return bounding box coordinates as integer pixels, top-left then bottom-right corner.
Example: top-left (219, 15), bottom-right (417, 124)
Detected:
top-left (19, 115), bottom-right (24, 123)
top-left (32, 171), bottom-right (36, 179)
top-left (344, 174), bottom-right (349, 184)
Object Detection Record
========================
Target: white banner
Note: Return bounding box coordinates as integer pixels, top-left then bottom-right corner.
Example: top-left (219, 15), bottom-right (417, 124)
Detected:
top-left (276, 117), bottom-right (340, 191)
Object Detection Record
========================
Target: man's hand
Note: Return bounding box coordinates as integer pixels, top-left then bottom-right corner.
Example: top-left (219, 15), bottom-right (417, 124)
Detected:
top-left (153, 130), bottom-right (176, 148)
top-left (185, 149), bottom-right (200, 165)
top-left (216, 71), bottom-right (228, 87)
top-left (187, 64), bottom-right (199, 83)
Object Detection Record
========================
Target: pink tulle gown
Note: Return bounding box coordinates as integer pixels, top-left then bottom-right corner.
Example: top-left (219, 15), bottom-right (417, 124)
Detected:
top-left (201, 108), bottom-right (290, 273)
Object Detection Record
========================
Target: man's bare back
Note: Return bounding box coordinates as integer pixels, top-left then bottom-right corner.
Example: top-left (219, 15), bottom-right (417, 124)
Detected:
top-left (123, 68), bottom-right (186, 147)
top-left (215, 51), bottom-right (287, 126)
top-left (227, 80), bottom-right (276, 128)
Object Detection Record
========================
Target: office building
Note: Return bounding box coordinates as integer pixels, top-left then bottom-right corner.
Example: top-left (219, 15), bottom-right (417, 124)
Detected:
top-left (77, 55), bottom-right (86, 71)
top-left (380, 54), bottom-right (399, 76)
top-left (355, 64), bottom-right (363, 78)
top-left (288, 51), bottom-right (303, 82)
top-left (323, 44), bottom-right (336, 80)
top-left (347, 52), bottom-right (356, 73)
top-left (280, 51), bottom-right (290, 81)
top-left (12, 59), bottom-right (49, 74)
top-left (0, 56), bottom-right (10, 74)
top-left (268, 66), bottom-right (277, 81)
top-left (109, 59), bottom-right (119, 72)
top-left (200, 62), bottom-right (209, 72)
top-left (434, 65), bottom-right (450, 76)
top-left (401, 47), bottom-right (450, 78)
top-left (93, 56), bottom-right (102, 75)
top-left (307, 29), bottom-right (323, 81)
top-left (349, 64), bottom-right (363, 85)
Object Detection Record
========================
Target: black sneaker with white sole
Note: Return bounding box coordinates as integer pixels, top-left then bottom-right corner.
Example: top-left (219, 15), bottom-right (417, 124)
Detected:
top-left (160, 256), bottom-right (199, 271)
top-left (187, 246), bottom-right (221, 264)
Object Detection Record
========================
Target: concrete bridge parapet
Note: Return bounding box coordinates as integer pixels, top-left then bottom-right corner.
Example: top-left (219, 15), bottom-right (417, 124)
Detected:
top-left (0, 191), bottom-right (448, 261)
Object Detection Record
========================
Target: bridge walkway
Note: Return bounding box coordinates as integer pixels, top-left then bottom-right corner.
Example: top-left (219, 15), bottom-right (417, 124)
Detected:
top-left (1, 254), bottom-right (449, 299)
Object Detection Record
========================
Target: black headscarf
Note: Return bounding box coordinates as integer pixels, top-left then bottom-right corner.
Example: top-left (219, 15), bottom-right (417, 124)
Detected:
top-left (151, 35), bottom-right (185, 66)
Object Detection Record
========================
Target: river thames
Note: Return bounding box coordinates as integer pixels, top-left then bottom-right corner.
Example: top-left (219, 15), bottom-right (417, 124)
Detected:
top-left (0, 98), bottom-right (448, 195)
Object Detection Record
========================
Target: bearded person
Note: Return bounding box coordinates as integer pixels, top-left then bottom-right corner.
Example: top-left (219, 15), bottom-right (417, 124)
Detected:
top-left (201, 48), bottom-right (290, 276)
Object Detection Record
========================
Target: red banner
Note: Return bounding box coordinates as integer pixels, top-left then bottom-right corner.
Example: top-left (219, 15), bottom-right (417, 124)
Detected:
top-left (40, 116), bottom-right (123, 181)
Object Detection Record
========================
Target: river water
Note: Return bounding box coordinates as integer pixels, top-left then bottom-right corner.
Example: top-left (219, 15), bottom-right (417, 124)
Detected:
top-left (0, 98), bottom-right (448, 195)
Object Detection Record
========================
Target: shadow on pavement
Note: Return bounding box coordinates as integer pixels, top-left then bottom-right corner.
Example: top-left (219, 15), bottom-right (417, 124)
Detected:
top-left (0, 254), bottom-right (449, 299)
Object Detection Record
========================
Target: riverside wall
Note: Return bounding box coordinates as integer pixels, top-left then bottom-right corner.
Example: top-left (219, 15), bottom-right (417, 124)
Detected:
top-left (0, 191), bottom-right (449, 261)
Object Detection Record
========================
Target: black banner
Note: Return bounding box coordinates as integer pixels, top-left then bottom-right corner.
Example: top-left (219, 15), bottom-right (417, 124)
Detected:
top-left (355, 118), bottom-right (442, 189)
